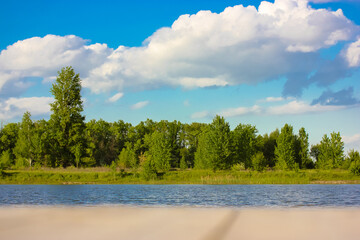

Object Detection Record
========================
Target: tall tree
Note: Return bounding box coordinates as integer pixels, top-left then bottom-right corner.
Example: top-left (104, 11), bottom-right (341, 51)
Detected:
top-left (232, 123), bottom-right (258, 169)
top-left (317, 132), bottom-right (344, 169)
top-left (14, 112), bottom-right (35, 167)
top-left (296, 127), bottom-right (312, 169)
top-left (49, 66), bottom-right (85, 167)
top-left (262, 129), bottom-right (279, 168)
top-left (275, 124), bottom-right (295, 170)
top-left (198, 116), bottom-right (233, 171)
top-left (146, 131), bottom-right (172, 172)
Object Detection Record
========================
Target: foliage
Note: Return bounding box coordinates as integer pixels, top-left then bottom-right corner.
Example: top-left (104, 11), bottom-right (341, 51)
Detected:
top-left (347, 150), bottom-right (360, 176)
top-left (0, 150), bottom-right (12, 169)
top-left (205, 116), bottom-right (233, 171)
top-left (145, 131), bottom-right (172, 172)
top-left (49, 66), bottom-right (86, 167)
top-left (141, 154), bottom-right (157, 180)
top-left (317, 132), bottom-right (344, 169)
top-left (252, 152), bottom-right (267, 172)
top-left (261, 129), bottom-right (279, 168)
top-left (275, 124), bottom-right (295, 170)
top-left (233, 124), bottom-right (258, 169)
top-left (295, 127), bottom-right (312, 169)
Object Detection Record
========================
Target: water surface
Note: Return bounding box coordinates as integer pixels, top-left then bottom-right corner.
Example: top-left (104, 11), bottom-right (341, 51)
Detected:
top-left (1, 184), bottom-right (359, 207)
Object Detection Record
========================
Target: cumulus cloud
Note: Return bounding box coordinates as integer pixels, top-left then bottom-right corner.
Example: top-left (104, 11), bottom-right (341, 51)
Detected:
top-left (258, 96), bottom-right (295, 103)
top-left (107, 92), bottom-right (124, 103)
top-left (131, 101), bottom-right (149, 110)
top-left (0, 0), bottom-right (360, 101)
top-left (84, 0), bottom-right (357, 95)
top-left (342, 133), bottom-right (360, 152)
top-left (345, 38), bottom-right (360, 67)
top-left (0, 34), bottom-right (111, 94)
top-left (219, 105), bottom-right (262, 118)
top-left (0, 0), bottom-right (359, 98)
top-left (267, 100), bottom-right (346, 115)
top-left (191, 111), bottom-right (211, 119)
top-left (311, 87), bottom-right (360, 105)
top-left (191, 99), bottom-right (354, 119)
top-left (0, 97), bottom-right (53, 120)
top-left (310, 0), bottom-right (358, 3)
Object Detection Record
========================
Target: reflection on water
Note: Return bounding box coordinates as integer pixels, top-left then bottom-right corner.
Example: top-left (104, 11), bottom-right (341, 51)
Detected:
top-left (0, 184), bottom-right (359, 207)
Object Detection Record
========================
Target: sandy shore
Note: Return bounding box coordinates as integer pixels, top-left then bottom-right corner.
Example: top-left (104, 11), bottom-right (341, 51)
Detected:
top-left (0, 207), bottom-right (359, 240)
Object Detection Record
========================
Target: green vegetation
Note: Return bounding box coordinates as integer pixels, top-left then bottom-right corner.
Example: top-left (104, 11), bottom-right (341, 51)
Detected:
top-left (1, 67), bottom-right (359, 184)
top-left (1, 168), bottom-right (359, 185)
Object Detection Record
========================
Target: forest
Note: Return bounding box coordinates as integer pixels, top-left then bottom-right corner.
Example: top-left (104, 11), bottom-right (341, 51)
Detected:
top-left (1, 67), bottom-right (360, 181)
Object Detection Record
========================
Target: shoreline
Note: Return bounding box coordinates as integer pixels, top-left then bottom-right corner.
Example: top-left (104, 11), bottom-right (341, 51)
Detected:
top-left (1, 207), bottom-right (359, 240)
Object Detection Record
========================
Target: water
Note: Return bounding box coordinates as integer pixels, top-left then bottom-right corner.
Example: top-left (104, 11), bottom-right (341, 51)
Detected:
top-left (0, 184), bottom-right (359, 207)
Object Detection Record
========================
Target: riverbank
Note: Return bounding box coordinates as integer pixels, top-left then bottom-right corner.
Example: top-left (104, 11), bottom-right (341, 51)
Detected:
top-left (1, 168), bottom-right (360, 184)
top-left (0, 207), bottom-right (359, 240)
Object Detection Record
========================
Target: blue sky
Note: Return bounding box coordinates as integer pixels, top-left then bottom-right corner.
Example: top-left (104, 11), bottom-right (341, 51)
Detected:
top-left (1, 0), bottom-right (360, 151)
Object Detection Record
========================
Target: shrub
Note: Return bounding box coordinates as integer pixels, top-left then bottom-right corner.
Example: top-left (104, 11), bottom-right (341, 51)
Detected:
top-left (231, 163), bottom-right (245, 171)
top-left (252, 152), bottom-right (267, 172)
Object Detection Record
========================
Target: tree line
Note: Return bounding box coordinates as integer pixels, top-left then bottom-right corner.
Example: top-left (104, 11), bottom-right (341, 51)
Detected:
top-left (1, 67), bottom-right (359, 177)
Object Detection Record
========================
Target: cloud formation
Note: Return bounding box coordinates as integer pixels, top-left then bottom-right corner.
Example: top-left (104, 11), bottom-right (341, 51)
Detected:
top-left (0, 97), bottom-right (53, 120)
top-left (191, 99), bottom-right (353, 119)
top-left (311, 87), bottom-right (360, 106)
top-left (131, 101), bottom-right (149, 110)
top-left (0, 0), bottom-right (358, 99)
top-left (107, 92), bottom-right (124, 103)
top-left (342, 133), bottom-right (360, 152)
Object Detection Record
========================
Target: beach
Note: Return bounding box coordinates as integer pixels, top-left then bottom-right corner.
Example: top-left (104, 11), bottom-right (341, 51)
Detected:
top-left (0, 207), bottom-right (359, 240)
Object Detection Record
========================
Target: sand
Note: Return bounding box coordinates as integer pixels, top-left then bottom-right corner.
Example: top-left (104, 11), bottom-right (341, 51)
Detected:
top-left (0, 207), bottom-right (359, 240)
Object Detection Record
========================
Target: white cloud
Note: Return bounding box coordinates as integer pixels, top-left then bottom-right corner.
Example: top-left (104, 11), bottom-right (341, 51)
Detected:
top-left (345, 38), bottom-right (360, 67)
top-left (191, 99), bottom-right (354, 119)
top-left (0, 97), bottom-right (53, 120)
top-left (183, 100), bottom-right (190, 107)
top-left (107, 92), bottom-right (124, 103)
top-left (342, 134), bottom-right (360, 152)
top-left (191, 111), bottom-right (211, 119)
top-left (131, 101), bottom-right (149, 110)
top-left (84, 0), bottom-right (356, 94)
top-left (309, 0), bottom-right (357, 3)
top-left (0, 0), bottom-right (357, 98)
top-left (266, 100), bottom-right (346, 115)
top-left (219, 105), bottom-right (262, 118)
top-left (258, 96), bottom-right (295, 103)
top-left (0, 34), bottom-right (111, 93)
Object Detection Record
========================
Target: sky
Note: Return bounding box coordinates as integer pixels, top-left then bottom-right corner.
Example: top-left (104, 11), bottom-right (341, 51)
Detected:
top-left (0, 0), bottom-right (360, 151)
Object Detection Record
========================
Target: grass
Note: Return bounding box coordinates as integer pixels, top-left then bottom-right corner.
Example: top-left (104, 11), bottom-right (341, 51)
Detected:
top-left (1, 168), bottom-right (360, 184)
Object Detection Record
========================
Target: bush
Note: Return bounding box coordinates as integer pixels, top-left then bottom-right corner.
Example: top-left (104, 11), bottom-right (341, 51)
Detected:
top-left (141, 155), bottom-right (157, 181)
top-left (251, 152), bottom-right (266, 172)
top-left (231, 163), bottom-right (245, 171)
top-left (347, 150), bottom-right (360, 176)
top-left (0, 150), bottom-right (12, 169)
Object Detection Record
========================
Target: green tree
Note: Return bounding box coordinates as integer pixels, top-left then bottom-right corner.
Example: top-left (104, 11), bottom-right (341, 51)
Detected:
top-left (0, 123), bottom-right (19, 166)
top-left (233, 124), bottom-right (258, 169)
top-left (14, 112), bottom-right (35, 167)
top-left (141, 154), bottom-right (157, 180)
top-left (317, 132), bottom-right (344, 169)
top-left (347, 150), bottom-right (360, 175)
top-left (118, 143), bottom-right (138, 169)
top-left (251, 152), bottom-right (266, 172)
top-left (146, 131), bottom-right (171, 172)
top-left (262, 129), bottom-right (279, 168)
top-left (49, 66), bottom-right (86, 167)
top-left (194, 127), bottom-right (211, 169)
top-left (205, 116), bottom-right (233, 171)
top-left (275, 124), bottom-right (296, 170)
top-left (295, 127), bottom-right (312, 169)
top-left (0, 150), bottom-right (12, 169)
